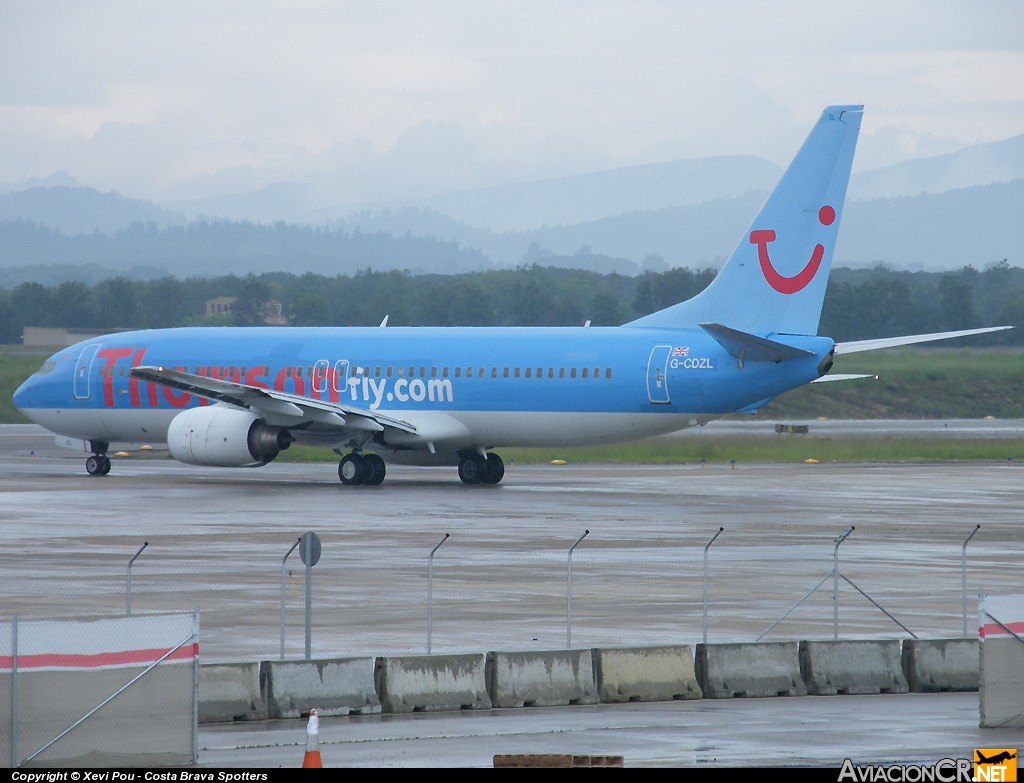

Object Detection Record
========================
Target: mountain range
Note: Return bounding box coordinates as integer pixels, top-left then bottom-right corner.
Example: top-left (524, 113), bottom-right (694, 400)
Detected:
top-left (0, 132), bottom-right (1021, 284)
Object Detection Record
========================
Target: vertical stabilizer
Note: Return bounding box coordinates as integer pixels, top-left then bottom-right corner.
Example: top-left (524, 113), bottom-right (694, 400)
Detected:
top-left (625, 105), bottom-right (862, 335)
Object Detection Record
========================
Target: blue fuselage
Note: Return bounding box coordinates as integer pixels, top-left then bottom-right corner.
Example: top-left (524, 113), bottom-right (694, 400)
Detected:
top-left (14, 325), bottom-right (834, 450)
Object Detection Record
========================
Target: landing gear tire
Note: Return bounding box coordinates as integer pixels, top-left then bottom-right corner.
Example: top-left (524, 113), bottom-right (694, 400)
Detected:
top-left (458, 455), bottom-right (488, 485)
top-left (338, 453), bottom-right (368, 485)
top-left (482, 453), bottom-right (505, 484)
top-left (86, 455), bottom-right (111, 476)
top-left (364, 453), bottom-right (386, 485)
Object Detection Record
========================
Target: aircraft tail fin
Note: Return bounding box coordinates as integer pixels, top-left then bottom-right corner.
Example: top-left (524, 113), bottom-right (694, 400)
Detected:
top-left (625, 105), bottom-right (863, 336)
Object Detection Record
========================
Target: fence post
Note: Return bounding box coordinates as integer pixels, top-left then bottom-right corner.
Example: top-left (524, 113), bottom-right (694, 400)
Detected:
top-left (567, 530), bottom-right (589, 649)
top-left (962, 524), bottom-right (981, 636)
top-left (427, 533), bottom-right (449, 654)
top-left (279, 537), bottom-right (301, 660)
top-left (10, 615), bottom-right (17, 769)
top-left (126, 541), bottom-right (149, 616)
top-left (833, 527), bottom-right (854, 639)
top-left (703, 527), bottom-right (724, 644)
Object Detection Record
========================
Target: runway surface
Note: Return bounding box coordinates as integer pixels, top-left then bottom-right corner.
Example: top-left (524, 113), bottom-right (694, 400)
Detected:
top-left (2, 423), bottom-right (1022, 768)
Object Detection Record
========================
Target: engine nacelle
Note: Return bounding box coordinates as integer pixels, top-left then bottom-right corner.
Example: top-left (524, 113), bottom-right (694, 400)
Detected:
top-left (167, 406), bottom-right (293, 467)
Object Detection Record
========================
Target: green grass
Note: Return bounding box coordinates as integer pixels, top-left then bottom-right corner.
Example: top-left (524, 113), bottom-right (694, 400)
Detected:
top-left (272, 436), bottom-right (1023, 466)
top-left (755, 347), bottom-right (1024, 420)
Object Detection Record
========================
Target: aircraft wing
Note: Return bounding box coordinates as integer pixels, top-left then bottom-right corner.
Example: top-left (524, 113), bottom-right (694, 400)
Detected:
top-left (129, 366), bottom-right (416, 434)
top-left (834, 326), bottom-right (1012, 355)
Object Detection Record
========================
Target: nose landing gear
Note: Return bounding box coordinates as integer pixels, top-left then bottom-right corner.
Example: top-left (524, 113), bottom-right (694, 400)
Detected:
top-left (85, 441), bottom-right (111, 476)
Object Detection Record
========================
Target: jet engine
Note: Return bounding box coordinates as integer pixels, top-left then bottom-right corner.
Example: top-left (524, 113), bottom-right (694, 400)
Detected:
top-left (167, 406), bottom-right (293, 467)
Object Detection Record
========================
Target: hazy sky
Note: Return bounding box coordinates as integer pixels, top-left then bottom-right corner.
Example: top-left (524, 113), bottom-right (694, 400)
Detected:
top-left (2, 0), bottom-right (1022, 204)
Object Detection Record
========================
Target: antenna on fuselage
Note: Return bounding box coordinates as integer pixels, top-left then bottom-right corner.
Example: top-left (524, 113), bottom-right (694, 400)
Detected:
top-left (379, 315), bottom-right (389, 327)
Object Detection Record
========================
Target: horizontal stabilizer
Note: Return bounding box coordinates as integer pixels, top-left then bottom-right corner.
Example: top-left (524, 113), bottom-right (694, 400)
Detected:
top-left (812, 373), bottom-right (877, 384)
top-left (835, 326), bottom-right (1012, 355)
top-left (700, 323), bottom-right (814, 364)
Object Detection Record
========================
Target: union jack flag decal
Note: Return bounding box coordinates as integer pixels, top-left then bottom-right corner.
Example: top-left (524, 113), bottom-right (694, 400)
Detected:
top-left (672, 346), bottom-right (690, 356)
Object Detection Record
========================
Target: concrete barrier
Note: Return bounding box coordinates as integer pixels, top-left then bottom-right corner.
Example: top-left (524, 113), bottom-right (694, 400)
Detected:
top-left (263, 657), bottom-right (379, 718)
top-left (695, 642), bottom-right (806, 698)
top-left (979, 593), bottom-right (1024, 728)
top-left (375, 653), bottom-right (490, 714)
top-left (487, 649), bottom-right (598, 708)
top-left (800, 640), bottom-right (909, 695)
top-left (901, 638), bottom-right (979, 693)
top-left (199, 662), bottom-right (267, 723)
top-left (593, 645), bottom-right (701, 703)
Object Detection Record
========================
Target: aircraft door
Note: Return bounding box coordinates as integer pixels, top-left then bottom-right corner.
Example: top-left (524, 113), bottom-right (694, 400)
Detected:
top-left (332, 360), bottom-right (349, 393)
top-left (312, 359), bottom-right (330, 394)
top-left (73, 343), bottom-right (102, 400)
top-left (646, 345), bottom-right (671, 404)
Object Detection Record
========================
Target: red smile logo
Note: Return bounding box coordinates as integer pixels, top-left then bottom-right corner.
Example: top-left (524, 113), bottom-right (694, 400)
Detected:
top-left (750, 205), bottom-right (835, 294)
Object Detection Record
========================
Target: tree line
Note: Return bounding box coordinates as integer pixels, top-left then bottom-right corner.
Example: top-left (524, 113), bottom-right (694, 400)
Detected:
top-left (1, 261), bottom-right (1021, 345)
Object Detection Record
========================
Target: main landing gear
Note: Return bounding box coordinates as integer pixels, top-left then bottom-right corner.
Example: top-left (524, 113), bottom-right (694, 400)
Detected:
top-left (85, 441), bottom-right (112, 476)
top-left (334, 450), bottom-right (506, 486)
top-left (457, 451), bottom-right (505, 485)
top-left (337, 451), bottom-right (386, 486)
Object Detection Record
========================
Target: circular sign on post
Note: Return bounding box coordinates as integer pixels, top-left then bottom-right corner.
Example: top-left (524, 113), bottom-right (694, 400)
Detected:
top-left (299, 531), bottom-right (321, 566)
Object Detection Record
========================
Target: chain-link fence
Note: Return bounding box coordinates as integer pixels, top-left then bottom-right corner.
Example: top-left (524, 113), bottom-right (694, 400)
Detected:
top-left (2, 528), bottom-right (1019, 663)
top-left (1, 611), bottom-right (198, 767)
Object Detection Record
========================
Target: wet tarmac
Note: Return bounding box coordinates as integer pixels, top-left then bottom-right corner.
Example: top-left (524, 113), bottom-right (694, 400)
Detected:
top-left (2, 423), bottom-right (1022, 769)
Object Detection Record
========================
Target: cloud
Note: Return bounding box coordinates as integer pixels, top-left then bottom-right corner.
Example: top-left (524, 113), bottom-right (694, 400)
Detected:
top-left (0, 0), bottom-right (1021, 199)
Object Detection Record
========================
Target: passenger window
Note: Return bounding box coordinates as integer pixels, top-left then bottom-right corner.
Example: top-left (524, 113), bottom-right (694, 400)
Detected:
top-left (582, 368), bottom-right (589, 379)
top-left (570, 368), bottom-right (577, 379)
top-left (605, 368), bottom-right (613, 379)
top-left (430, 367), bottom-right (438, 378)
top-left (455, 367), bottom-right (462, 378)
top-left (514, 368), bottom-right (520, 379)
top-left (442, 367), bottom-right (449, 378)
top-left (374, 366), bottom-right (382, 378)
top-left (525, 368), bottom-right (532, 379)
top-left (503, 368), bottom-right (509, 379)
top-left (558, 368), bottom-right (565, 380)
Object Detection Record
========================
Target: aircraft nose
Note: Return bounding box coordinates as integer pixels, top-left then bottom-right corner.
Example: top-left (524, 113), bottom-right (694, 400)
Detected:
top-left (13, 377), bottom-right (33, 412)
top-left (12, 374), bottom-right (41, 416)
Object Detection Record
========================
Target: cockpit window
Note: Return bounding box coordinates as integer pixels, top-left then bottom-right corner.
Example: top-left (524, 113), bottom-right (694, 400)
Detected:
top-left (37, 360), bottom-right (57, 376)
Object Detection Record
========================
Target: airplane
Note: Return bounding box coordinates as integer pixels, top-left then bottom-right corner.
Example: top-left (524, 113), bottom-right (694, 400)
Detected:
top-left (12, 105), bottom-right (1011, 486)
top-left (976, 751), bottom-right (1016, 765)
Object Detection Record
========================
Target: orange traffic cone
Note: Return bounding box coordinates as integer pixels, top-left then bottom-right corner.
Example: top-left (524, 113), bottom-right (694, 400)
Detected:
top-left (302, 708), bottom-right (323, 768)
